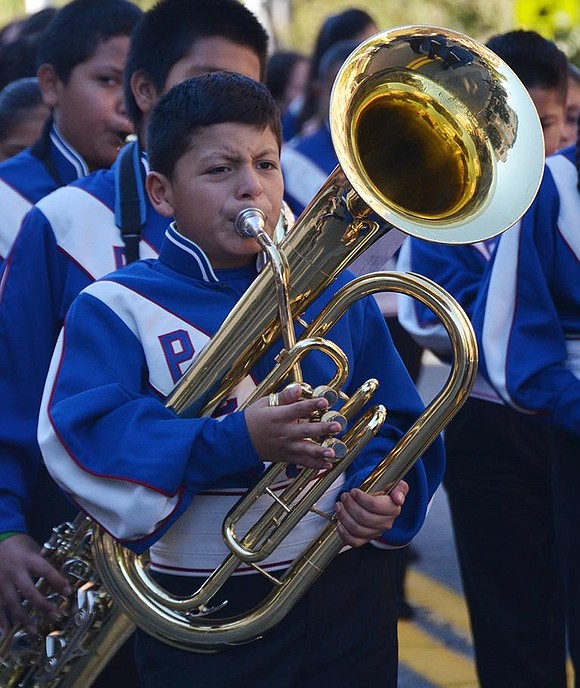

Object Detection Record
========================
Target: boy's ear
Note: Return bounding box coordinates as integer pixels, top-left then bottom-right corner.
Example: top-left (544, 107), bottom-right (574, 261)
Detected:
top-left (131, 70), bottom-right (159, 116)
top-left (146, 171), bottom-right (175, 218)
top-left (37, 63), bottom-right (62, 109)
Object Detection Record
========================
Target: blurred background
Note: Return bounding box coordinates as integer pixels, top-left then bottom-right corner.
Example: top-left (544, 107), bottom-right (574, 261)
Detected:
top-left (4, 0), bottom-right (580, 64)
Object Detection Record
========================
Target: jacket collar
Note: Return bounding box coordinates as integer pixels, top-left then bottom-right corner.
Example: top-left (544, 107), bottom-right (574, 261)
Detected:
top-left (160, 223), bottom-right (220, 283)
top-left (160, 222), bottom-right (267, 284)
top-left (30, 118), bottom-right (90, 186)
top-left (49, 122), bottom-right (89, 180)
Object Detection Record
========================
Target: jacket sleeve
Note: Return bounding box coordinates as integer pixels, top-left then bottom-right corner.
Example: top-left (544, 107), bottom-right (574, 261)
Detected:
top-left (473, 154), bottom-right (580, 437)
top-left (397, 237), bottom-right (491, 358)
top-left (39, 289), bottom-right (264, 553)
top-left (339, 294), bottom-right (445, 547)
top-left (0, 207), bottom-right (71, 533)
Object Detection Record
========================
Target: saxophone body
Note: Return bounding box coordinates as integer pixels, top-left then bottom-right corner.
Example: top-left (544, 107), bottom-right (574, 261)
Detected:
top-left (0, 516), bottom-right (134, 687)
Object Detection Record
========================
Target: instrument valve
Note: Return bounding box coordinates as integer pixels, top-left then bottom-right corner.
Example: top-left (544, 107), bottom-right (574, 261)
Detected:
top-left (320, 410), bottom-right (347, 432)
top-left (311, 384), bottom-right (339, 407)
top-left (322, 437), bottom-right (348, 462)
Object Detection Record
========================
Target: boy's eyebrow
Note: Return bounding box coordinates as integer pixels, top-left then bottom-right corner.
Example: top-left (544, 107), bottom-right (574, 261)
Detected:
top-left (199, 145), bottom-right (279, 161)
top-left (88, 60), bottom-right (125, 73)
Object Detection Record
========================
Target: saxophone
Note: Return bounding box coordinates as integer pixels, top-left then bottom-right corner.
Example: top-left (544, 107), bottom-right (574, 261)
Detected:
top-left (0, 518), bottom-right (134, 687)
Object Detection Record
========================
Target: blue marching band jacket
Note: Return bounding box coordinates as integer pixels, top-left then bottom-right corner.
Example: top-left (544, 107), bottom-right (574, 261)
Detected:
top-left (472, 145), bottom-right (580, 437)
top-left (396, 235), bottom-right (502, 404)
top-left (0, 121), bottom-right (89, 262)
top-left (38, 223), bottom-right (444, 572)
top-left (0, 143), bottom-right (167, 534)
top-left (281, 124), bottom-right (337, 218)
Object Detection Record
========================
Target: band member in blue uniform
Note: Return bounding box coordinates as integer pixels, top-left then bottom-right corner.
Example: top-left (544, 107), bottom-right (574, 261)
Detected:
top-left (0, 0), bottom-right (269, 636)
top-left (0, 77), bottom-right (49, 163)
top-left (397, 30), bottom-right (570, 688)
top-left (39, 72), bottom-right (444, 688)
top-left (0, 0), bottom-right (141, 262)
top-left (473, 137), bottom-right (580, 681)
top-left (281, 39), bottom-right (358, 218)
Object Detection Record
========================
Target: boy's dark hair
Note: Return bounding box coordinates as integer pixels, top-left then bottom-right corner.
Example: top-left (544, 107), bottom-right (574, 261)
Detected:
top-left (148, 72), bottom-right (281, 180)
top-left (486, 30), bottom-right (568, 103)
top-left (266, 49), bottom-right (307, 106)
top-left (317, 39), bottom-right (359, 81)
top-left (296, 8), bottom-right (375, 133)
top-left (0, 77), bottom-right (44, 136)
top-left (124, 0), bottom-right (269, 127)
top-left (0, 8), bottom-right (57, 90)
top-left (36, 0), bottom-right (142, 84)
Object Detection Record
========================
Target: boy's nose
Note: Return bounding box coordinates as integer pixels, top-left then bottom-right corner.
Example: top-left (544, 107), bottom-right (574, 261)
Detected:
top-left (114, 92), bottom-right (133, 129)
top-left (237, 167), bottom-right (263, 198)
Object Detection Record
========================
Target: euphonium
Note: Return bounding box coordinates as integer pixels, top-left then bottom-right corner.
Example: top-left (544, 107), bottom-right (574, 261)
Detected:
top-left (9, 24), bottom-right (544, 672)
top-left (90, 25), bottom-right (544, 652)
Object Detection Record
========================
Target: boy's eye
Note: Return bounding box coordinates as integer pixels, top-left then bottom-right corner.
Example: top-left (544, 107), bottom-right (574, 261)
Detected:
top-left (97, 75), bottom-right (120, 87)
top-left (258, 161), bottom-right (277, 170)
top-left (207, 165), bottom-right (230, 175)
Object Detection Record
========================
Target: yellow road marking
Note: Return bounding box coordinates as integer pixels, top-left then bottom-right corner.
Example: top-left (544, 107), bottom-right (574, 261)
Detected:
top-left (404, 567), bottom-right (575, 687)
top-left (398, 620), bottom-right (478, 687)
top-left (407, 568), bottom-right (472, 640)
top-left (399, 568), bottom-right (478, 686)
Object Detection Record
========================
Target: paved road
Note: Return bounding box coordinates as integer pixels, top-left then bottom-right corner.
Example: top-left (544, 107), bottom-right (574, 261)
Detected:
top-left (397, 355), bottom-right (476, 688)
top-left (397, 356), bottom-right (574, 687)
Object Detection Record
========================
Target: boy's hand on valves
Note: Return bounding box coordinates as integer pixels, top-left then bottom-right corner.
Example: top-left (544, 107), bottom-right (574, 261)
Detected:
top-left (335, 481), bottom-right (409, 547)
top-left (245, 383), bottom-right (343, 469)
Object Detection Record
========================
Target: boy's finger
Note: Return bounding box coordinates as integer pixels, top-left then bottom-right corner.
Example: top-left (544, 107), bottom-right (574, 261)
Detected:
top-left (275, 383), bottom-right (303, 406)
top-left (32, 559), bottom-right (71, 597)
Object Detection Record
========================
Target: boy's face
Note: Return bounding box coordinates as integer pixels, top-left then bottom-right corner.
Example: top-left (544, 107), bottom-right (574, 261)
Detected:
top-left (147, 122), bottom-right (284, 270)
top-left (42, 35), bottom-right (133, 171)
top-left (134, 37), bottom-right (262, 125)
top-left (164, 36), bottom-right (262, 91)
top-left (562, 76), bottom-right (580, 149)
top-left (528, 85), bottom-right (566, 156)
top-left (0, 103), bottom-right (49, 162)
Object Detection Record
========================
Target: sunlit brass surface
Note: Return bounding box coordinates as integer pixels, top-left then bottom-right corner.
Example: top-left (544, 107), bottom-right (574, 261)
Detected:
top-left (161, 26), bottom-right (543, 419)
top-left (331, 26), bottom-right (545, 243)
top-left (87, 25), bottom-right (543, 656)
top-left (92, 271), bottom-right (476, 651)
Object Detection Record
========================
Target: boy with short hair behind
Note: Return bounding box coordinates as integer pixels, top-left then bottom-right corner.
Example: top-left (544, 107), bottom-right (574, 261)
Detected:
top-left (473, 121), bottom-right (580, 682)
top-left (39, 72), bottom-right (444, 688)
top-left (485, 29), bottom-right (568, 156)
top-left (0, 0), bottom-right (268, 637)
top-left (396, 29), bottom-right (571, 688)
top-left (0, 0), bottom-right (142, 261)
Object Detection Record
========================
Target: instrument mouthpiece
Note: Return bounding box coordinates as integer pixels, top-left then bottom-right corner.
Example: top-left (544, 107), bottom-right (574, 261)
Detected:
top-left (235, 208), bottom-right (266, 238)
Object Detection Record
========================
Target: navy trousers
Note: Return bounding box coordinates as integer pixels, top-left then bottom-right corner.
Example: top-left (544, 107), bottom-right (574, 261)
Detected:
top-left (135, 544), bottom-right (398, 688)
top-left (551, 427), bottom-right (580, 686)
top-left (443, 397), bottom-right (567, 688)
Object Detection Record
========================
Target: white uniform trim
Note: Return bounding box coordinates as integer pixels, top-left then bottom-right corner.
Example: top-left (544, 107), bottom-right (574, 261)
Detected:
top-left (150, 474), bottom-right (345, 575)
top-left (480, 220), bottom-right (525, 410)
top-left (0, 180), bottom-right (32, 258)
top-left (546, 155), bottom-right (580, 260)
top-left (281, 145), bottom-right (327, 210)
top-left (37, 186), bottom-right (158, 279)
top-left (83, 279), bottom-right (212, 396)
top-left (38, 331), bottom-right (181, 540)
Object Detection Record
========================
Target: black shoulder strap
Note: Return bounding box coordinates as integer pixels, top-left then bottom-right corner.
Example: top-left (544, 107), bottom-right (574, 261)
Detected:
top-left (114, 140), bottom-right (147, 265)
